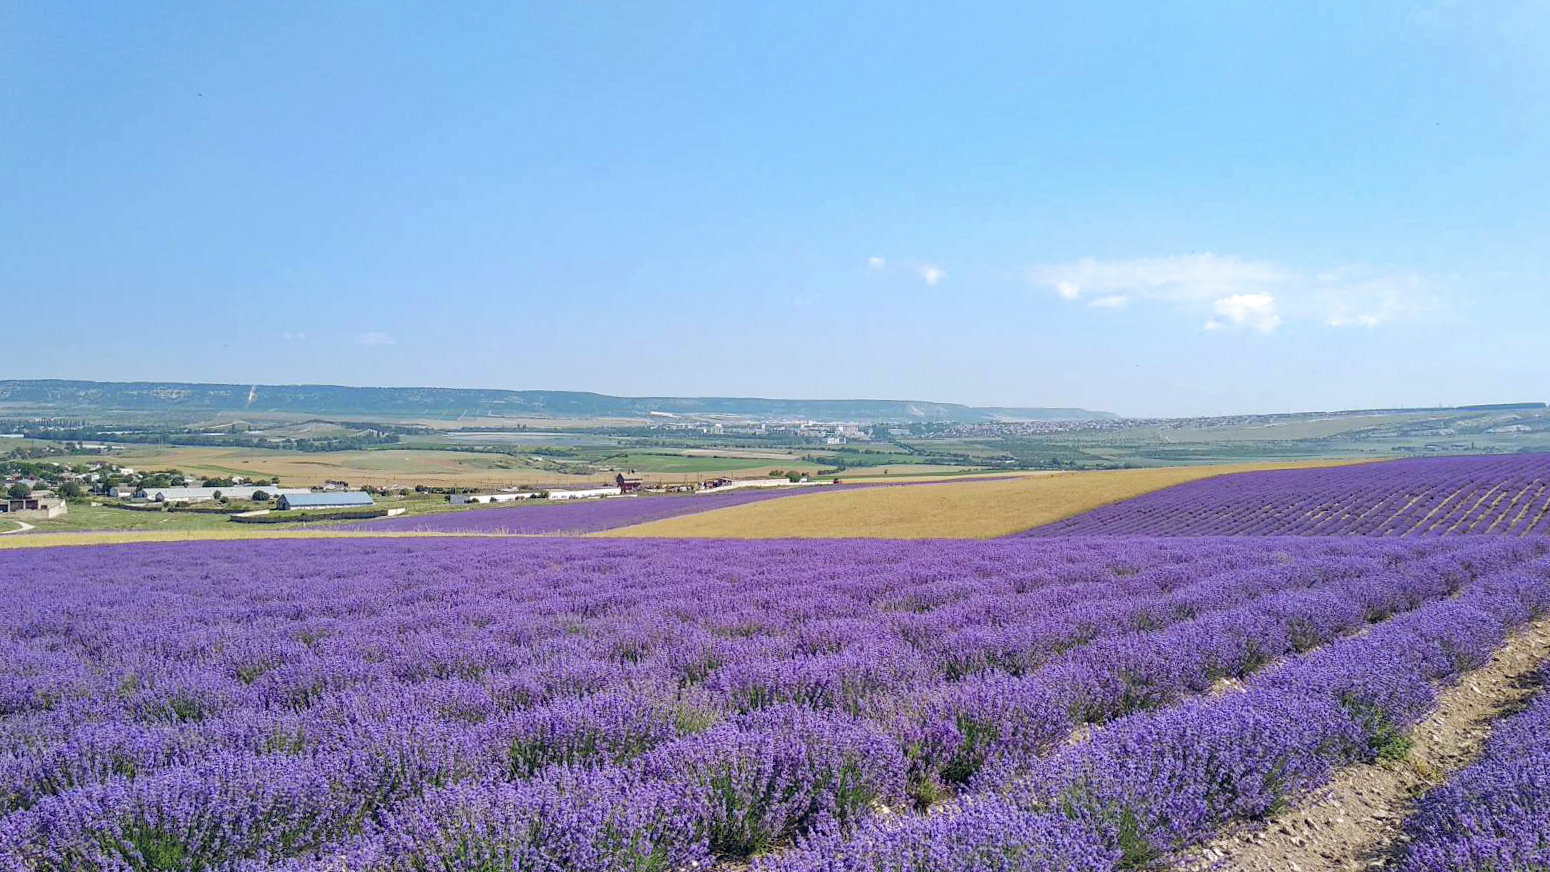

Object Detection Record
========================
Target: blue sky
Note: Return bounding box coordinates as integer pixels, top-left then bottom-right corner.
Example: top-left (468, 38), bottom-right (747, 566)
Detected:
top-left (4, 1), bottom-right (1547, 416)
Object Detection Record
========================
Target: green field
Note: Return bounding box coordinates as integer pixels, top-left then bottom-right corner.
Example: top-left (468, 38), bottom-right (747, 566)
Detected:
top-left (30, 503), bottom-right (251, 533)
top-left (599, 453), bottom-right (819, 474)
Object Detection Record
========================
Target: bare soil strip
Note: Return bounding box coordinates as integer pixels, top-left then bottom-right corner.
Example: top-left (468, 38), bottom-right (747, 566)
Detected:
top-left (1177, 613), bottom-right (1550, 872)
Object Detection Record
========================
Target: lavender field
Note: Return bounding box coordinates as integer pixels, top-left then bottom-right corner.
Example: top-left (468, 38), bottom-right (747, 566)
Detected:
top-left (1397, 662), bottom-right (1550, 871)
top-left (342, 488), bottom-right (813, 534)
top-left (1032, 453), bottom-right (1550, 537)
top-left (3, 535), bottom-right (1549, 870)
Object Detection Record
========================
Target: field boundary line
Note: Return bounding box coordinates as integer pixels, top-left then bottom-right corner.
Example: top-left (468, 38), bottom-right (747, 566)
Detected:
top-left (1403, 481), bottom-right (1476, 537)
top-left (1504, 479), bottom-right (1547, 534)
top-left (1176, 612), bottom-right (1550, 872)
top-left (0, 530), bottom-right (558, 550)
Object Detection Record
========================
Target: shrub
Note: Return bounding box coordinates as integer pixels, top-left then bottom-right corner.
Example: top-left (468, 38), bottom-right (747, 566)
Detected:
top-left (643, 706), bottom-right (906, 859)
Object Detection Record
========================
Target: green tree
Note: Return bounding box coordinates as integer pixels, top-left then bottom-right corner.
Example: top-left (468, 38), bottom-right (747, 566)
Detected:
top-left (58, 481), bottom-right (86, 500)
top-left (6, 483), bottom-right (31, 499)
top-left (251, 490), bottom-right (270, 502)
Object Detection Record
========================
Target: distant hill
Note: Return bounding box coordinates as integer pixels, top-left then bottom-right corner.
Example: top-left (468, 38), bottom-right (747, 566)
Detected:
top-left (0, 380), bottom-right (1118, 423)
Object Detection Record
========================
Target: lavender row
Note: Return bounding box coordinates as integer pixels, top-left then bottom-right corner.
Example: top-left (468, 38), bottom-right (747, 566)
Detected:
top-left (0, 538), bottom-right (1455, 816)
top-left (901, 539), bottom-right (1507, 800)
top-left (211, 550), bottom-right (1515, 872)
top-left (763, 542), bottom-right (1550, 872)
top-left (0, 538), bottom-right (1535, 870)
top-left (1030, 453), bottom-right (1550, 537)
top-left (1397, 663), bottom-right (1550, 871)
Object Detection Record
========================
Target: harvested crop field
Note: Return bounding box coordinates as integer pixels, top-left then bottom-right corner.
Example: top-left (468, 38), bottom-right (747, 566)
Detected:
top-left (603, 459), bottom-right (1369, 539)
top-left (1033, 453), bottom-right (1550, 537)
top-left (5, 535), bottom-right (1549, 870)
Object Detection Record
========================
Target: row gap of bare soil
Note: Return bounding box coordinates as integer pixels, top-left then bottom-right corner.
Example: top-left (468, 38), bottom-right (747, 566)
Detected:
top-left (1176, 613), bottom-right (1550, 872)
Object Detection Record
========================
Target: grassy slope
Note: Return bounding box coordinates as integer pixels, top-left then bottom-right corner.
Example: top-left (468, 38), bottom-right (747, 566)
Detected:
top-left (599, 453), bottom-right (820, 474)
top-left (600, 458), bottom-right (1373, 539)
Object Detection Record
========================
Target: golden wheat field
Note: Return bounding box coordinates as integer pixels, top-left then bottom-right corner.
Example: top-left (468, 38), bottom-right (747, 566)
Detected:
top-left (600, 459), bottom-right (1374, 539)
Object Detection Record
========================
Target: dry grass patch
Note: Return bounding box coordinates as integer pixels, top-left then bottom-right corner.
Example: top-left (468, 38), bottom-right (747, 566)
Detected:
top-left (601, 459), bottom-right (1373, 539)
top-left (0, 529), bottom-right (527, 551)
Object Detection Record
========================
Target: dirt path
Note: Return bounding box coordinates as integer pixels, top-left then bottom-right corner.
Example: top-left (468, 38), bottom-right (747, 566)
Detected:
top-left (1177, 613), bottom-right (1550, 872)
top-left (0, 519), bottom-right (34, 534)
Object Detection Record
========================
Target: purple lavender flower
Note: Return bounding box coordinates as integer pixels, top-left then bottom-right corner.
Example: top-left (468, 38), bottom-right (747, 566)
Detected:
top-left (1030, 453), bottom-right (1550, 537)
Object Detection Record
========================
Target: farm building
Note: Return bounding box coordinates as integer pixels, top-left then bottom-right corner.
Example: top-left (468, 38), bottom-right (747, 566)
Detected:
top-left (1, 492), bottom-right (68, 520)
top-left (546, 487), bottom-right (622, 500)
top-left (135, 486), bottom-right (311, 504)
top-left (449, 492), bottom-right (539, 505)
top-left (699, 477), bottom-right (815, 493)
top-left (615, 474), bottom-right (645, 493)
top-left (277, 492), bottom-right (376, 511)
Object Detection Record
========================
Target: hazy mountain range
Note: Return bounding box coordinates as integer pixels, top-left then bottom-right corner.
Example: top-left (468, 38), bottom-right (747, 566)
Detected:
top-left (0, 380), bottom-right (1119, 423)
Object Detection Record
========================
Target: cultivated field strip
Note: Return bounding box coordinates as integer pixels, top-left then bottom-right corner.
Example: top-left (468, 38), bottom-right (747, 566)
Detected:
top-left (1392, 658), bottom-right (1550, 870)
top-left (772, 546), bottom-right (1550, 871)
top-left (603, 459), bottom-right (1367, 539)
top-left (0, 537), bottom-right (1541, 871)
top-left (1174, 613), bottom-right (1550, 872)
top-left (1032, 453), bottom-right (1550, 537)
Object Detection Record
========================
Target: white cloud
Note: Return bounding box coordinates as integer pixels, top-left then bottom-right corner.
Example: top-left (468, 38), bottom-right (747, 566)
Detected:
top-left (1207, 293), bottom-right (1281, 333)
top-left (917, 265), bottom-right (946, 286)
top-left (866, 256), bottom-right (886, 271)
top-left (355, 331), bottom-right (397, 347)
top-left (1317, 272), bottom-right (1437, 328)
top-left (281, 331), bottom-right (307, 341)
top-left (1031, 253), bottom-right (1442, 333)
top-left (1030, 253), bottom-right (1288, 304)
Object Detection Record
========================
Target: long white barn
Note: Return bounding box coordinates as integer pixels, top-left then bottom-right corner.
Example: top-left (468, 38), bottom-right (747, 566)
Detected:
top-left (135, 486), bottom-right (312, 503)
